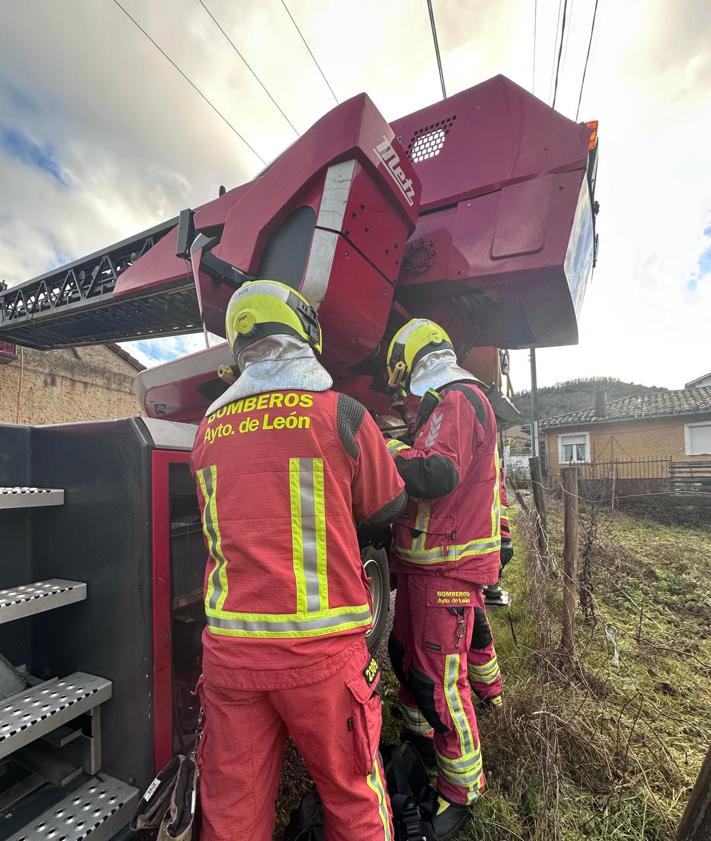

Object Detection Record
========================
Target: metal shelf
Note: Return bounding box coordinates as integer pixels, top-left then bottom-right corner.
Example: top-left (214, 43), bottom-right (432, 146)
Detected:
top-left (6, 773), bottom-right (139, 841)
top-left (0, 580), bottom-right (86, 625)
top-left (0, 673), bottom-right (111, 761)
top-left (0, 488), bottom-right (64, 510)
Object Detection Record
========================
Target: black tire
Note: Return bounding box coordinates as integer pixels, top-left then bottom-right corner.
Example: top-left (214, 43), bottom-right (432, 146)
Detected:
top-left (362, 546), bottom-right (390, 654)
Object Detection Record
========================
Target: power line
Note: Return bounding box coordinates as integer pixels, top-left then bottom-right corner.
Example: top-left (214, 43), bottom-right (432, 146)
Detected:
top-left (548, 0), bottom-right (564, 104)
top-left (279, 0), bottom-right (338, 104)
top-left (551, 0), bottom-right (569, 109)
top-left (111, 0), bottom-right (265, 164)
top-left (560, 0), bottom-right (575, 79)
top-left (199, 0), bottom-right (299, 136)
top-left (426, 0), bottom-right (447, 99)
top-left (532, 0), bottom-right (538, 94)
top-left (576, 0), bottom-right (599, 120)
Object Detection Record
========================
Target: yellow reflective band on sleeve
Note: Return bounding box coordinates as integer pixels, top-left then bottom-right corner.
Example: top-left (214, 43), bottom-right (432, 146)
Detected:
top-left (468, 655), bottom-right (501, 686)
top-left (197, 465), bottom-right (230, 613)
top-left (387, 438), bottom-right (410, 456)
top-left (366, 758), bottom-right (392, 841)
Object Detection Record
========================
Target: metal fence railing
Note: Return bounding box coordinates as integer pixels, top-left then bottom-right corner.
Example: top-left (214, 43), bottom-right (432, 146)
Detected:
top-left (567, 457), bottom-right (672, 481)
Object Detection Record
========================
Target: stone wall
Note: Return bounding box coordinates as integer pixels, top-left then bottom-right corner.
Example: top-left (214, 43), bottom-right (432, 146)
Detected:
top-left (0, 345), bottom-right (142, 425)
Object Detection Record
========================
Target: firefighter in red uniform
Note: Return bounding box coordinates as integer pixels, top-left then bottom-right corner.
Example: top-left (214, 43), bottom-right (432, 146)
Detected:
top-left (191, 280), bottom-right (406, 841)
top-left (473, 468), bottom-right (510, 704)
top-left (385, 318), bottom-right (501, 841)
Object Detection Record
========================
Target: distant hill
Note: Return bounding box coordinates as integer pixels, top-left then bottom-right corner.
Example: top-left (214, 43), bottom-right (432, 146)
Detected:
top-left (514, 377), bottom-right (667, 420)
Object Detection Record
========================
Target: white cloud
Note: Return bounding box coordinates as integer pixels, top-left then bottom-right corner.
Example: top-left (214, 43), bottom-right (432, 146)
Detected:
top-left (1, 0), bottom-right (709, 392)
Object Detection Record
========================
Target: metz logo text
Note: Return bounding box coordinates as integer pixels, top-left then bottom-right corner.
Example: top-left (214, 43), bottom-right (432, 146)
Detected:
top-left (374, 137), bottom-right (416, 206)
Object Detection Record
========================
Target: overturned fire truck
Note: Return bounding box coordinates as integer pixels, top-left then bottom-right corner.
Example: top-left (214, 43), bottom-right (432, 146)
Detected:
top-left (0, 75), bottom-right (598, 840)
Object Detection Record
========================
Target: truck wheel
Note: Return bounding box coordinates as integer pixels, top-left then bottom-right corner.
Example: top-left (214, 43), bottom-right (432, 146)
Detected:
top-left (362, 546), bottom-right (390, 654)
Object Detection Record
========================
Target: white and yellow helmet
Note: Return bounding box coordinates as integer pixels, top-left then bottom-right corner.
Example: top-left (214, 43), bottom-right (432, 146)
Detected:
top-left (386, 318), bottom-right (454, 390)
top-left (225, 280), bottom-right (322, 360)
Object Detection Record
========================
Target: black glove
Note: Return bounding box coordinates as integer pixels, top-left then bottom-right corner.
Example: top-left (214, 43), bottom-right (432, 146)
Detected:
top-left (500, 539), bottom-right (514, 570)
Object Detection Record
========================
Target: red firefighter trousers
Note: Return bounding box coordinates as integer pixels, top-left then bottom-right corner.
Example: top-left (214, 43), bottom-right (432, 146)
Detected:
top-left (390, 574), bottom-right (489, 805)
top-left (198, 638), bottom-right (393, 841)
top-left (467, 601), bottom-right (502, 703)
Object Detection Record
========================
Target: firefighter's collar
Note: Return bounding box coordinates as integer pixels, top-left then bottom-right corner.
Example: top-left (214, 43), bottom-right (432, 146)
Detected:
top-left (409, 349), bottom-right (482, 397)
top-left (205, 335), bottom-right (332, 416)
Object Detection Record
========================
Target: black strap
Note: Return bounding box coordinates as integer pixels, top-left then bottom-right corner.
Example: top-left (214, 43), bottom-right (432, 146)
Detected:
top-left (388, 748), bottom-right (427, 841)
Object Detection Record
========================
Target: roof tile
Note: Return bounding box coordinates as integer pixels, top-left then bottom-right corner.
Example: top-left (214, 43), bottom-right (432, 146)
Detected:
top-left (540, 387), bottom-right (711, 430)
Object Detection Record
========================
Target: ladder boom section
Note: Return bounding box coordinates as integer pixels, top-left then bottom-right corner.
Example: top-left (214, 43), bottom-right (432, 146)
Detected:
top-left (0, 217), bottom-right (201, 349)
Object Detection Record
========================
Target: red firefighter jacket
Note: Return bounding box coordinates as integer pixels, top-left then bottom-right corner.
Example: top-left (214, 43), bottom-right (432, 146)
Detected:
top-left (191, 389), bottom-right (406, 676)
top-left (388, 382), bottom-right (501, 585)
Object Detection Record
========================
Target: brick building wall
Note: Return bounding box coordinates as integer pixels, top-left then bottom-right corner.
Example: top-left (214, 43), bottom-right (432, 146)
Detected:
top-left (545, 413), bottom-right (711, 473)
top-left (0, 344), bottom-right (142, 425)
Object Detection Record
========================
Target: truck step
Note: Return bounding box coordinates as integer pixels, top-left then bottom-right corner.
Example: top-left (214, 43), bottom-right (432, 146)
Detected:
top-left (0, 580), bottom-right (86, 625)
top-left (6, 773), bottom-right (139, 841)
top-left (0, 674), bottom-right (111, 761)
top-left (0, 488), bottom-right (64, 510)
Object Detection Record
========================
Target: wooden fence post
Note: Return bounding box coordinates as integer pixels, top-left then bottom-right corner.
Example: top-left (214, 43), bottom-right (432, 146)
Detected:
top-left (677, 743), bottom-right (711, 840)
top-left (528, 456), bottom-right (551, 573)
top-left (560, 466), bottom-right (579, 671)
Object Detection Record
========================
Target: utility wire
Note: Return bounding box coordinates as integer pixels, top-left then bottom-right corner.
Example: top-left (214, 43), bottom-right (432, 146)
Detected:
top-left (426, 0), bottom-right (447, 99)
top-left (575, 0), bottom-right (599, 120)
top-left (279, 0), bottom-right (338, 104)
top-left (548, 0), bottom-right (564, 104)
top-left (111, 0), bottom-right (266, 164)
top-left (532, 0), bottom-right (538, 94)
top-left (551, 0), bottom-right (569, 108)
top-left (560, 0), bottom-right (575, 79)
top-left (199, 0), bottom-right (299, 135)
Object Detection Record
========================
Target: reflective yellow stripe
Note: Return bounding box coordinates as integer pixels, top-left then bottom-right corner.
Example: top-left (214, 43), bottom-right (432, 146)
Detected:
top-left (289, 458), bottom-right (307, 614)
top-left (291, 457), bottom-right (329, 614)
top-left (206, 457), bottom-right (368, 640)
top-left (445, 654), bottom-right (474, 756)
top-left (468, 655), bottom-right (501, 686)
top-left (442, 653), bottom-right (483, 803)
top-left (412, 502), bottom-right (430, 553)
top-left (198, 465), bottom-right (229, 613)
top-left (400, 703), bottom-right (435, 736)
top-left (396, 447), bottom-right (502, 567)
top-left (313, 459), bottom-right (329, 610)
top-left (387, 438), bottom-right (409, 456)
top-left (366, 759), bottom-right (392, 841)
top-left (491, 448), bottom-right (501, 538)
top-left (394, 536), bottom-right (501, 565)
top-left (206, 603), bottom-right (371, 637)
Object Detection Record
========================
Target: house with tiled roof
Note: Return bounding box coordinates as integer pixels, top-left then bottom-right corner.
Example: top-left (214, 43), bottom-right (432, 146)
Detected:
top-left (540, 386), bottom-right (711, 474)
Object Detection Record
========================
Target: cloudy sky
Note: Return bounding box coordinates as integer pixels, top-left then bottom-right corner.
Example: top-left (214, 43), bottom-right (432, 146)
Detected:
top-left (1, 0), bottom-right (709, 390)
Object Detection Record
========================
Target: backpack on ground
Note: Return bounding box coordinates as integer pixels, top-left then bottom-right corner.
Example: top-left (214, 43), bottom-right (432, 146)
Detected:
top-left (284, 741), bottom-right (436, 841)
top-left (381, 741), bottom-right (437, 841)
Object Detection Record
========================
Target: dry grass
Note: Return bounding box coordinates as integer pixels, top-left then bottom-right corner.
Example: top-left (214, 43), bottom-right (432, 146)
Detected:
top-left (447, 498), bottom-right (711, 841)
top-left (274, 497), bottom-right (711, 840)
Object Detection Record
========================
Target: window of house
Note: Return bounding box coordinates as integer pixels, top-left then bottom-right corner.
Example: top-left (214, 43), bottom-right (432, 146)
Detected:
top-left (684, 422), bottom-right (711, 455)
top-left (558, 432), bottom-right (590, 464)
